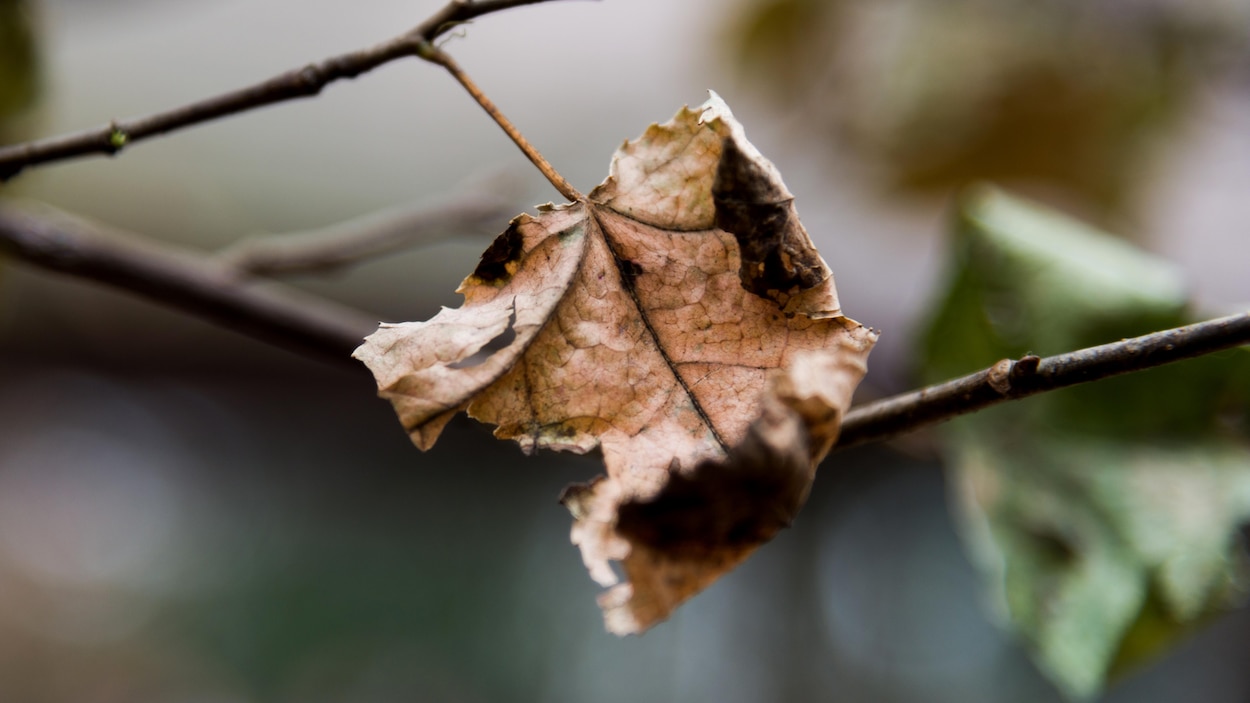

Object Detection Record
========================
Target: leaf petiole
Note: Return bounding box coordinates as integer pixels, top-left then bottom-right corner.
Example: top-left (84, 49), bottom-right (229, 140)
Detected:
top-left (417, 41), bottom-right (583, 203)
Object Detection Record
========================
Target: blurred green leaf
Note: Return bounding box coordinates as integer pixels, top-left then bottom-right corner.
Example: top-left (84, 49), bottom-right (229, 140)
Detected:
top-left (920, 187), bottom-right (1250, 699)
top-left (1, 0), bottom-right (40, 302)
top-left (0, 0), bottom-right (38, 127)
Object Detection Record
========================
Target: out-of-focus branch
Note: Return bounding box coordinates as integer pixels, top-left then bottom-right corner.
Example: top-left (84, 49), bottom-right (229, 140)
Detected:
top-left (0, 203), bottom-right (376, 368)
top-left (835, 311), bottom-right (1250, 450)
top-left (0, 0), bottom-right (573, 180)
top-left (219, 179), bottom-right (521, 276)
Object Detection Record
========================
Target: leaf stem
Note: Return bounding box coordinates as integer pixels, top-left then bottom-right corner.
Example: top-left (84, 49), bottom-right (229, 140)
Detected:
top-left (417, 43), bottom-right (583, 203)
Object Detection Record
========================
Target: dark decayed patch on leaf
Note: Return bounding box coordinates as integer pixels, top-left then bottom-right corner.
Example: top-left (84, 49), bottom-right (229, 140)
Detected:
top-left (713, 136), bottom-right (827, 308)
top-left (616, 402), bottom-right (814, 556)
top-left (615, 462), bottom-right (800, 555)
top-left (468, 221), bottom-right (524, 285)
top-left (613, 256), bottom-right (643, 288)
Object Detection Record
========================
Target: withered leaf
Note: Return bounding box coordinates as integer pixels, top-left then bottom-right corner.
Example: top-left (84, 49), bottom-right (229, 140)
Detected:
top-left (354, 93), bottom-right (876, 634)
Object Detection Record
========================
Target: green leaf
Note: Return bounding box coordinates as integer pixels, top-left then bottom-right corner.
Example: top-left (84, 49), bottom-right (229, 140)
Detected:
top-left (0, 0), bottom-right (38, 125)
top-left (920, 187), bottom-right (1250, 699)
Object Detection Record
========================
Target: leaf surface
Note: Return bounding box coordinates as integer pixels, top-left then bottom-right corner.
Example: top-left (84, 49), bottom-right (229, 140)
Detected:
top-left (355, 94), bottom-right (876, 634)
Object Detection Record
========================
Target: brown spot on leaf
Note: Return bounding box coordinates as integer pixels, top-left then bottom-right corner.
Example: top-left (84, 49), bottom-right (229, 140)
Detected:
top-left (470, 222), bottom-right (524, 285)
top-left (713, 136), bottom-right (828, 308)
top-left (616, 421), bottom-right (812, 557)
top-left (614, 256), bottom-right (644, 289)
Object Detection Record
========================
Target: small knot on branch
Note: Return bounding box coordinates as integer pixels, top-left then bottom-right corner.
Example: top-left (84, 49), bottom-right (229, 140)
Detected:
top-left (1012, 354), bottom-right (1041, 377)
top-left (295, 65), bottom-right (324, 90)
top-left (986, 354), bottom-right (1041, 395)
top-left (987, 359), bottom-right (1014, 395)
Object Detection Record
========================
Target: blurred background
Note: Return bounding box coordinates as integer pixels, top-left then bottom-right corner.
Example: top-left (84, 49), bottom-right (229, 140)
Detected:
top-left (1, 0), bottom-right (1249, 700)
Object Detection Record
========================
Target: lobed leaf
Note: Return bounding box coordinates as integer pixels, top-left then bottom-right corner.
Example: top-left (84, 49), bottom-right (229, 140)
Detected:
top-left (356, 94), bottom-right (876, 633)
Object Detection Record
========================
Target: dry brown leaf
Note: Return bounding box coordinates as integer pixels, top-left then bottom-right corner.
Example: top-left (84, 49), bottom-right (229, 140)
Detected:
top-left (354, 93), bottom-right (876, 634)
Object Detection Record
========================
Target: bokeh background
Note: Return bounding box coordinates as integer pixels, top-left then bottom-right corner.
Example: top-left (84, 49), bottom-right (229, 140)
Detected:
top-left (1, 0), bottom-right (1249, 700)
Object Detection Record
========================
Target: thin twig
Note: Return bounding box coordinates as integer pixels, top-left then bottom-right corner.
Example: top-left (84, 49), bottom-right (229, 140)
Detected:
top-left (0, 0), bottom-right (571, 181)
top-left (835, 311), bottom-right (1250, 450)
top-left (416, 43), bottom-right (584, 202)
top-left (0, 204), bottom-right (376, 367)
top-left (218, 179), bottom-right (521, 276)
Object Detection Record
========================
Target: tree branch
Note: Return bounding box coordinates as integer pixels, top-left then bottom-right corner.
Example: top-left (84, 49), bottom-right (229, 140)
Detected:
top-left (0, 0), bottom-right (572, 181)
top-left (2, 204), bottom-right (1246, 442)
top-left (218, 179), bottom-right (520, 276)
top-left (0, 204), bottom-right (376, 367)
top-left (835, 311), bottom-right (1250, 450)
